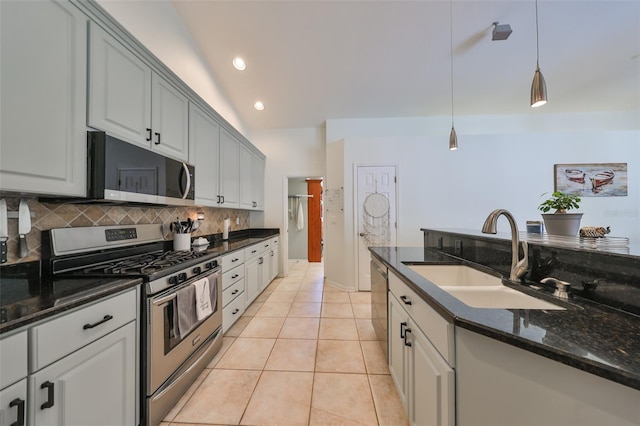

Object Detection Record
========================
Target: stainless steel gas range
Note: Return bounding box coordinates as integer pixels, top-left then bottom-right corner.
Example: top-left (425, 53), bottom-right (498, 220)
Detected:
top-left (43, 224), bottom-right (222, 426)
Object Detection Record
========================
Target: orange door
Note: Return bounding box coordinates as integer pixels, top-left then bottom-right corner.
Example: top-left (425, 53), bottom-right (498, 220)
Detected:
top-left (307, 179), bottom-right (323, 262)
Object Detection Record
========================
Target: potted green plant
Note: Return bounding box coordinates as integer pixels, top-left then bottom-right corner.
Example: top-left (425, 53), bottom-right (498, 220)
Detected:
top-left (538, 191), bottom-right (583, 236)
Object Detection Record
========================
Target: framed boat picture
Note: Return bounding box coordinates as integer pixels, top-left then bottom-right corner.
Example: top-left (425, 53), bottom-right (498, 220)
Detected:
top-left (554, 163), bottom-right (628, 197)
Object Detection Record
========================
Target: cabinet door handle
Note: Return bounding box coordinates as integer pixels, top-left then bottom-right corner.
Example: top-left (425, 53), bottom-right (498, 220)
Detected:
top-left (83, 314), bottom-right (113, 330)
top-left (40, 381), bottom-right (54, 409)
top-left (400, 295), bottom-right (412, 305)
top-left (9, 398), bottom-right (25, 426)
top-left (400, 321), bottom-right (407, 339)
top-left (403, 328), bottom-right (412, 347)
top-left (221, 195), bottom-right (225, 204)
top-left (155, 132), bottom-right (161, 145)
top-left (146, 128), bottom-right (152, 141)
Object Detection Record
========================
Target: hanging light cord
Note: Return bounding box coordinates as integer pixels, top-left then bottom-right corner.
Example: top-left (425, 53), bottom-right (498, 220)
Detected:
top-left (535, 0), bottom-right (540, 69)
top-left (450, 0), bottom-right (454, 127)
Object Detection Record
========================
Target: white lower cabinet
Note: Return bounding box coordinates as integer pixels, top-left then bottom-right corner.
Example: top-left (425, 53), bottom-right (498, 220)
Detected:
top-left (0, 379), bottom-right (27, 426)
top-left (222, 252), bottom-right (246, 333)
top-left (388, 271), bottom-right (455, 426)
top-left (29, 322), bottom-right (136, 426)
top-left (456, 327), bottom-right (640, 426)
top-left (0, 330), bottom-right (28, 426)
top-left (244, 255), bottom-right (263, 306)
top-left (24, 287), bottom-right (138, 426)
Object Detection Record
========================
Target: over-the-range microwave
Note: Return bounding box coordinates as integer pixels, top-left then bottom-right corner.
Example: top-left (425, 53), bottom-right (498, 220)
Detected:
top-left (82, 131), bottom-right (195, 206)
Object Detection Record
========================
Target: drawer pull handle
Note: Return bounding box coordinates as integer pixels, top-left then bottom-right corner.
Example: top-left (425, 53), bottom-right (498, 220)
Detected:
top-left (83, 314), bottom-right (113, 330)
top-left (251, 250), bottom-right (257, 254)
top-left (232, 258), bottom-right (238, 262)
top-left (231, 289), bottom-right (239, 295)
top-left (232, 274), bottom-right (239, 279)
top-left (400, 295), bottom-right (412, 305)
top-left (400, 321), bottom-right (408, 339)
top-left (403, 328), bottom-right (412, 347)
top-left (232, 308), bottom-right (239, 315)
top-left (40, 381), bottom-right (54, 409)
top-left (10, 398), bottom-right (25, 426)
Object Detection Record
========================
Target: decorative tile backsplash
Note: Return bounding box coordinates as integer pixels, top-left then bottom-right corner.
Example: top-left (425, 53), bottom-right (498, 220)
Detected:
top-left (0, 196), bottom-right (249, 264)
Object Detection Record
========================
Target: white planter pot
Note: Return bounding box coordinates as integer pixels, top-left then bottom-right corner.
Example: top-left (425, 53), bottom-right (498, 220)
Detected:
top-left (542, 213), bottom-right (583, 237)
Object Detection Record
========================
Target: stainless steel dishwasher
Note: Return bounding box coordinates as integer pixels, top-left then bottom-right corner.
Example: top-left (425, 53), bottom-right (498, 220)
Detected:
top-left (370, 256), bottom-right (388, 360)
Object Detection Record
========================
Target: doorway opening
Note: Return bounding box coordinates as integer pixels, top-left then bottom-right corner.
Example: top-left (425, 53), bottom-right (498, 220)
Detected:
top-left (287, 177), bottom-right (324, 267)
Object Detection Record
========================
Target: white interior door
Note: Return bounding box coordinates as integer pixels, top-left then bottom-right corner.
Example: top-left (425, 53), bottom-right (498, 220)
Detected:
top-left (356, 165), bottom-right (397, 291)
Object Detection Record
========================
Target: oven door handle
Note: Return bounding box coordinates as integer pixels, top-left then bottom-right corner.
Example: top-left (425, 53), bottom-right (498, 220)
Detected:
top-left (153, 293), bottom-right (177, 307)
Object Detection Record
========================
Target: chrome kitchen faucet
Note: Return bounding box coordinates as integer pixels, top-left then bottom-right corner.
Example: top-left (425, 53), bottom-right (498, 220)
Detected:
top-left (482, 209), bottom-right (529, 281)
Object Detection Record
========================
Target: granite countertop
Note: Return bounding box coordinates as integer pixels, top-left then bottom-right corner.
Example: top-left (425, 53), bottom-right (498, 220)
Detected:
top-left (0, 269), bottom-right (142, 335)
top-left (370, 246), bottom-right (640, 391)
top-left (0, 229), bottom-right (280, 336)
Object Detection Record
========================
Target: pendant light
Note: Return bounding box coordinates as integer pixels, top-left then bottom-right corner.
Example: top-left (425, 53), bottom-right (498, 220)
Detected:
top-left (530, 0), bottom-right (547, 107)
top-left (449, 0), bottom-right (458, 150)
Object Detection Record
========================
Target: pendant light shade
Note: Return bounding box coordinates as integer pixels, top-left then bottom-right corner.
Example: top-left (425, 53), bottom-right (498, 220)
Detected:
top-left (448, 0), bottom-right (458, 150)
top-left (531, 66), bottom-right (547, 107)
top-left (449, 126), bottom-right (458, 150)
top-left (530, 0), bottom-right (547, 107)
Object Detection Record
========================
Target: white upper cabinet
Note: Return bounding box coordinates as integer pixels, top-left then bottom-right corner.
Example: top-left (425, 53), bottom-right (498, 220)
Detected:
top-left (189, 104), bottom-right (221, 207)
top-left (240, 144), bottom-right (265, 210)
top-left (239, 144), bottom-right (254, 210)
top-left (151, 74), bottom-right (189, 160)
top-left (88, 22), bottom-right (189, 162)
top-left (88, 21), bottom-right (151, 148)
top-left (0, 0), bottom-right (87, 196)
top-left (219, 129), bottom-right (241, 208)
top-left (253, 154), bottom-right (265, 210)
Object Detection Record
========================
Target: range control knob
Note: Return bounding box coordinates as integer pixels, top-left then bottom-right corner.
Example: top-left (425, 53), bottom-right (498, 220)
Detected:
top-left (205, 261), bottom-right (217, 269)
top-left (178, 273), bottom-right (187, 283)
top-left (168, 275), bottom-right (179, 285)
top-left (192, 266), bottom-right (202, 275)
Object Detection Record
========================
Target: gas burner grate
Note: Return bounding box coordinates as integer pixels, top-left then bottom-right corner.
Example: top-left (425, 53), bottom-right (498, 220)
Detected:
top-left (81, 250), bottom-right (210, 275)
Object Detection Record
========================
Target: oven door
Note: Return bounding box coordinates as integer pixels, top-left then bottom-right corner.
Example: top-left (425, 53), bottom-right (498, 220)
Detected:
top-left (147, 267), bottom-right (222, 394)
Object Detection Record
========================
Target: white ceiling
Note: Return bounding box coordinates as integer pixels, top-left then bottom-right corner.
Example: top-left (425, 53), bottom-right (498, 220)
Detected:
top-left (171, 0), bottom-right (640, 130)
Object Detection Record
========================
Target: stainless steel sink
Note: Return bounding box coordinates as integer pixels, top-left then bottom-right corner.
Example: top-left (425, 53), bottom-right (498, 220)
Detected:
top-left (405, 263), bottom-right (564, 310)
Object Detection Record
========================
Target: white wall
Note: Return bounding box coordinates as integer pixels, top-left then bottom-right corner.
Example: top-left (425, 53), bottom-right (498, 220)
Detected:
top-left (326, 111), bottom-right (640, 289)
top-left (96, 0), bottom-right (248, 137)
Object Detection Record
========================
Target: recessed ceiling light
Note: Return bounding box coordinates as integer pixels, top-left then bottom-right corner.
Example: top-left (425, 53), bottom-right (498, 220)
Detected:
top-left (232, 57), bottom-right (246, 71)
top-left (254, 101), bottom-right (265, 111)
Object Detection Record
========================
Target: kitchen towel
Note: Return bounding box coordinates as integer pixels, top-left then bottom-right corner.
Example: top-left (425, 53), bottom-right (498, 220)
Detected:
top-left (194, 277), bottom-right (213, 321)
top-left (296, 198), bottom-right (304, 231)
top-left (174, 283), bottom-right (198, 339)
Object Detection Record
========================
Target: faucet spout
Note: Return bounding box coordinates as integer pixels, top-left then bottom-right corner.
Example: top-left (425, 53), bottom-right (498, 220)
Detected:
top-left (481, 209), bottom-right (529, 281)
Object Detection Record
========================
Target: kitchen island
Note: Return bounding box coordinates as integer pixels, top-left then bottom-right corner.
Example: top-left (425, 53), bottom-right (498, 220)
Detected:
top-left (371, 229), bottom-right (640, 425)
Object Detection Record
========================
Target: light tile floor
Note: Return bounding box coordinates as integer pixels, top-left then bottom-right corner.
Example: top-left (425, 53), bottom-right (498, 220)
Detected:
top-left (161, 260), bottom-right (408, 426)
